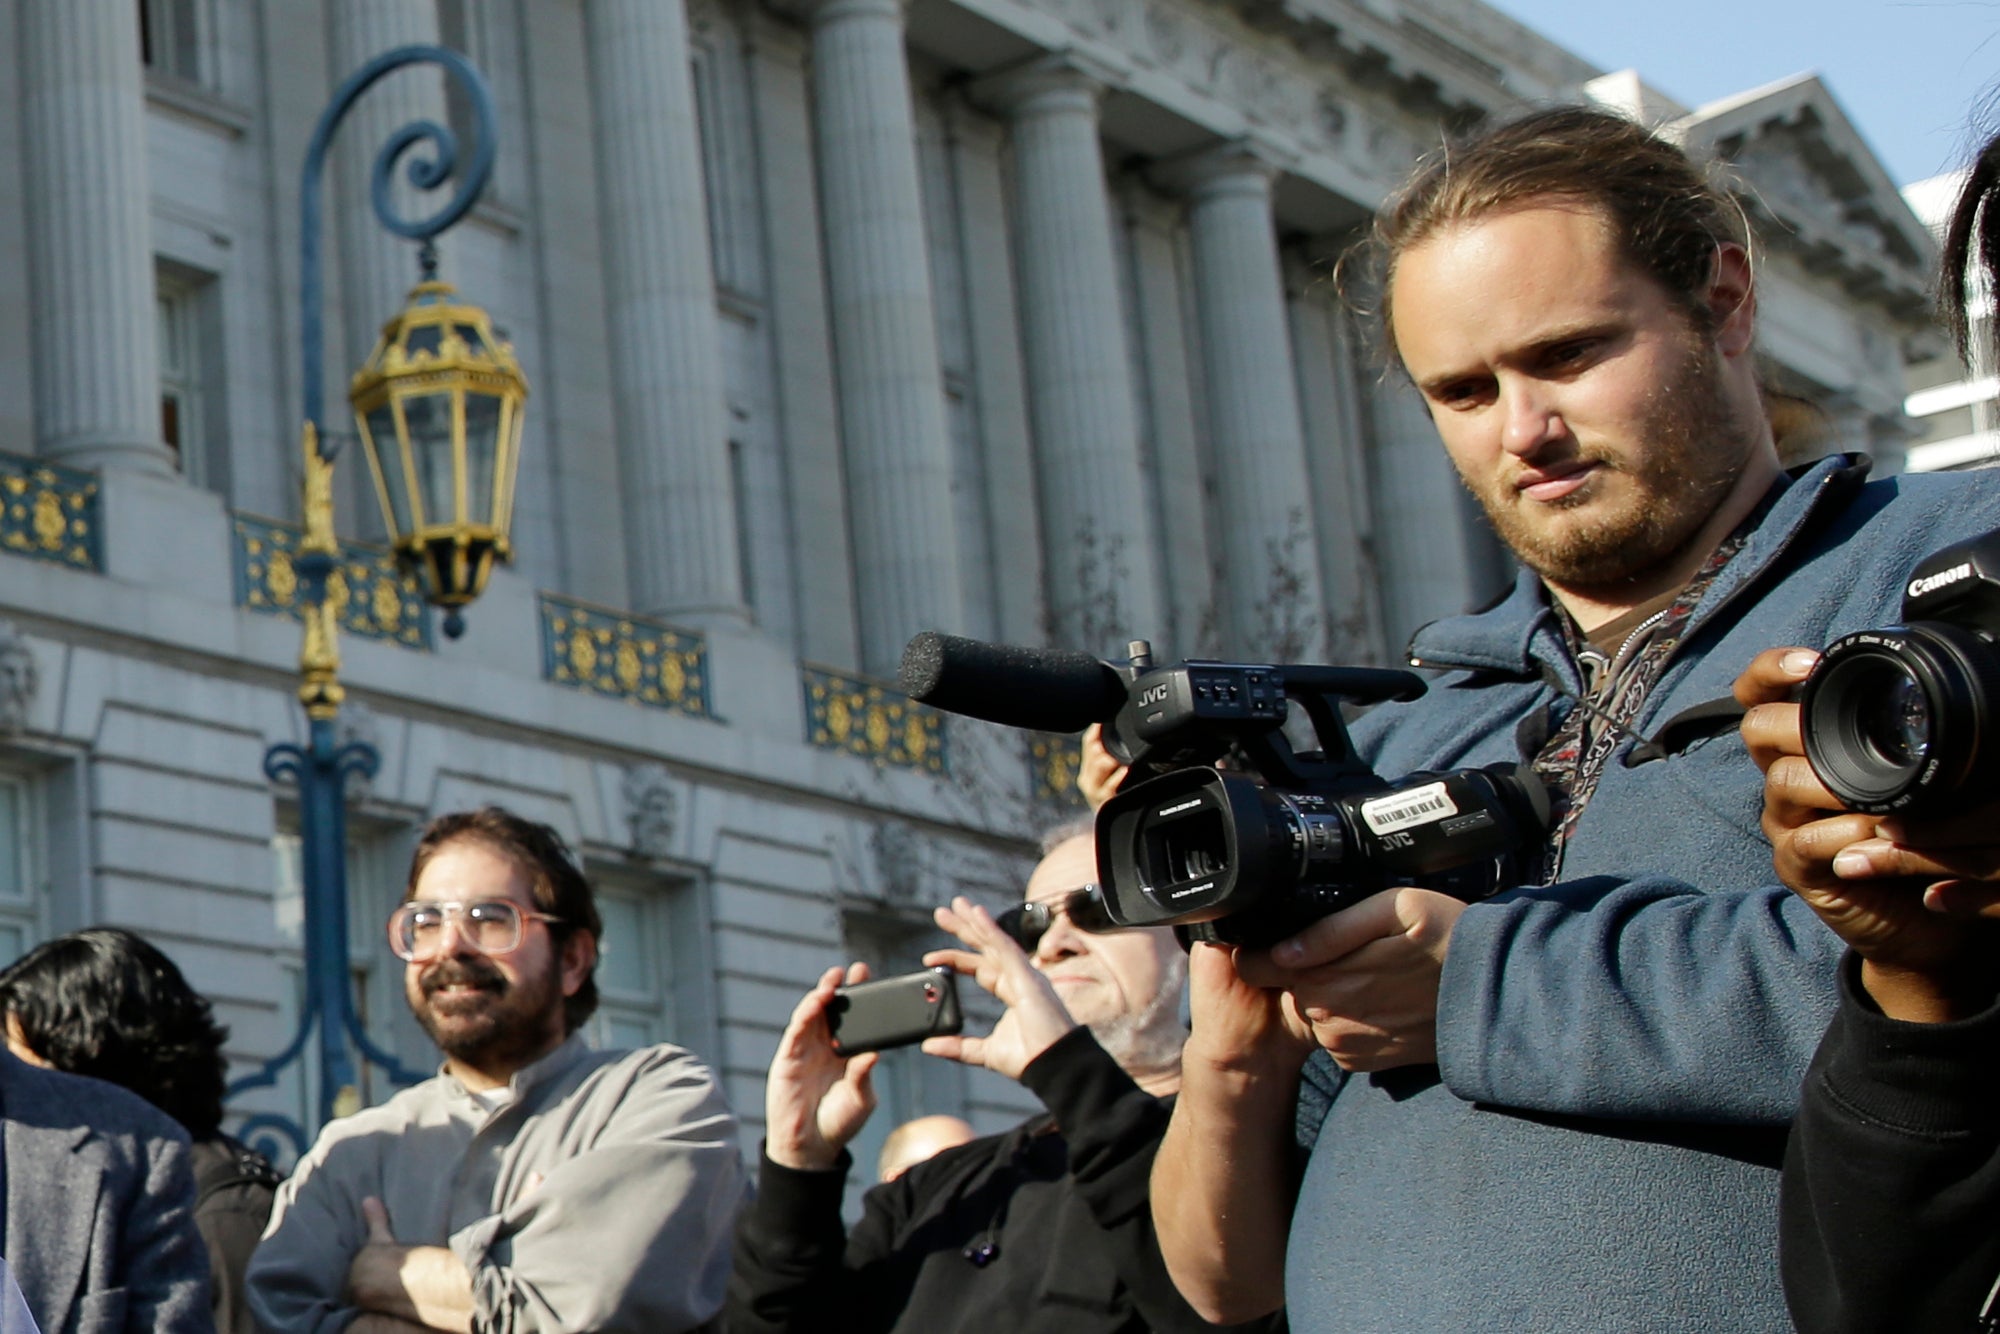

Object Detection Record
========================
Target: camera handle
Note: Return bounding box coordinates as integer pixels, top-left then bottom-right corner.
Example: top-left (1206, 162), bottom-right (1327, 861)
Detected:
top-left (1238, 666), bottom-right (1427, 788)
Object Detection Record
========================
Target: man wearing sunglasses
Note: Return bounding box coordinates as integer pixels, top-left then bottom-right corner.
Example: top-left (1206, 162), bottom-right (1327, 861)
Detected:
top-left (728, 823), bottom-right (1276, 1333)
top-left (248, 806), bottom-right (744, 1334)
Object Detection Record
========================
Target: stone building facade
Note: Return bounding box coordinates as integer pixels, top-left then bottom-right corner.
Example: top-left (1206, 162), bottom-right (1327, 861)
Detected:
top-left (0, 0), bottom-right (1934, 1162)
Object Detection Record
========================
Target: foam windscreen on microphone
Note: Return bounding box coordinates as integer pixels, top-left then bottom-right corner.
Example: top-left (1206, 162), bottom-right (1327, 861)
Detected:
top-left (899, 632), bottom-right (1125, 734)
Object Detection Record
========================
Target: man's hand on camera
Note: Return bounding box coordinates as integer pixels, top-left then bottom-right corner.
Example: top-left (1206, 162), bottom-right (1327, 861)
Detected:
top-left (922, 896), bottom-right (1078, 1080)
top-left (1077, 723), bottom-right (1129, 811)
top-left (1234, 887), bottom-right (1463, 1071)
top-left (1183, 940), bottom-right (1315, 1078)
top-left (1738, 646), bottom-right (2000, 1022)
top-left (765, 963), bottom-right (880, 1171)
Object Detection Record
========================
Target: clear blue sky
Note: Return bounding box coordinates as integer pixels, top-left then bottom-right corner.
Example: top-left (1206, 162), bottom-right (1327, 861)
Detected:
top-left (1486, 0), bottom-right (2000, 187)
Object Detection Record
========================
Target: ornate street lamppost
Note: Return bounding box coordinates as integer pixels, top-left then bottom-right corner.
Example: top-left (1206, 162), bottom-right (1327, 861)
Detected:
top-left (231, 46), bottom-right (527, 1153)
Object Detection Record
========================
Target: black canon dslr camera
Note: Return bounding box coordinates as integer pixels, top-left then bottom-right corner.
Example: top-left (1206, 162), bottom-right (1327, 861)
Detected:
top-left (1800, 530), bottom-right (2000, 818)
top-left (899, 632), bottom-right (1550, 948)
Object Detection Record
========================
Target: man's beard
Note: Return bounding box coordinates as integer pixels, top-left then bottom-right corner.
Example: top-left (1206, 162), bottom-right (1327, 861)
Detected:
top-left (411, 953), bottom-right (560, 1072)
top-left (1466, 336), bottom-right (1753, 590)
top-left (1086, 952), bottom-right (1188, 1075)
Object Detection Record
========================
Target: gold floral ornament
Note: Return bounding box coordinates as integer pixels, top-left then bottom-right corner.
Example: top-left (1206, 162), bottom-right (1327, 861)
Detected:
top-left (31, 493), bottom-right (63, 550)
top-left (265, 551), bottom-right (299, 605)
top-left (372, 579), bottom-right (403, 628)
top-left (801, 667), bottom-right (947, 773)
top-left (326, 569), bottom-right (351, 617)
top-left (537, 594), bottom-right (711, 718)
top-left (1031, 734), bottom-right (1084, 806)
top-left (0, 457), bottom-right (97, 572)
top-left (231, 514), bottom-right (431, 649)
top-left (568, 628), bottom-right (597, 678)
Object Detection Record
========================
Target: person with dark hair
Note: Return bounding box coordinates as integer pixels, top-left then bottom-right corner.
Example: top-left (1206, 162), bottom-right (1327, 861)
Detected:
top-left (246, 805), bottom-right (744, 1334)
top-left (0, 931), bottom-right (212, 1332)
top-left (0, 926), bottom-right (281, 1334)
top-left (1149, 103), bottom-right (2000, 1332)
top-left (1735, 134), bottom-right (2000, 1334)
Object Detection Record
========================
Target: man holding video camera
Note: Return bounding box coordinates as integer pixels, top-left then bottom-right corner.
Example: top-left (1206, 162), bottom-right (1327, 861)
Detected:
top-left (1148, 105), bottom-right (2000, 1331)
top-left (727, 825), bottom-right (1275, 1333)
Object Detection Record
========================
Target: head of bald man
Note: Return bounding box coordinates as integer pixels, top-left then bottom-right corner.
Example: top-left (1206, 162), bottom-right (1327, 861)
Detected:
top-left (877, 1114), bottom-right (979, 1182)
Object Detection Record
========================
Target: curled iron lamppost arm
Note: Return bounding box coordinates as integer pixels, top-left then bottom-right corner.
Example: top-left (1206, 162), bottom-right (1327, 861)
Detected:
top-left (230, 47), bottom-right (497, 1154)
top-left (300, 44), bottom-right (497, 451)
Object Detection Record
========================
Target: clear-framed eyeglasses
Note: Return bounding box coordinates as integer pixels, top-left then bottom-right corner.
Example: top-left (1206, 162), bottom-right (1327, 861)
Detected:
top-left (388, 899), bottom-right (563, 963)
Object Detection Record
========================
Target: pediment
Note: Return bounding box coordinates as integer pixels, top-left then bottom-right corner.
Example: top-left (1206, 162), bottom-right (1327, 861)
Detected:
top-left (1674, 73), bottom-right (1933, 317)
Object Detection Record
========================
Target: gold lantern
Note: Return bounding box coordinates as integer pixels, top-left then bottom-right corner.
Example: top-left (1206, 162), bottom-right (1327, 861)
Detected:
top-left (349, 279), bottom-right (528, 636)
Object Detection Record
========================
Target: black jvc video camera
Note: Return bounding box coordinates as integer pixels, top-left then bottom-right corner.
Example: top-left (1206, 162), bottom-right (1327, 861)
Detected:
top-left (1801, 530), bottom-right (2000, 818)
top-left (899, 632), bottom-right (1550, 948)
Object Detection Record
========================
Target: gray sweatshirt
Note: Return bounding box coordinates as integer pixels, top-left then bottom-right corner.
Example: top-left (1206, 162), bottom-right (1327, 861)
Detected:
top-left (246, 1034), bottom-right (745, 1333)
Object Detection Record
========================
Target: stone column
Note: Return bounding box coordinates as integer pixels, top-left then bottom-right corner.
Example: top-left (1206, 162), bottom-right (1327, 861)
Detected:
top-left (745, 14), bottom-right (861, 664)
top-left (1367, 380), bottom-right (1481, 656)
top-left (1171, 144), bottom-right (1325, 660)
top-left (1287, 264), bottom-right (1386, 663)
top-left (20, 0), bottom-right (170, 474)
top-left (806, 0), bottom-right (964, 676)
top-left (1121, 180), bottom-right (1216, 658)
top-left (981, 57), bottom-right (1160, 654)
top-left (586, 0), bottom-right (746, 623)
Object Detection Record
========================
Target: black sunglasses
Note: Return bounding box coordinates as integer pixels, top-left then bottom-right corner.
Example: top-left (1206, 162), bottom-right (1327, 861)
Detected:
top-left (994, 885), bottom-right (1113, 950)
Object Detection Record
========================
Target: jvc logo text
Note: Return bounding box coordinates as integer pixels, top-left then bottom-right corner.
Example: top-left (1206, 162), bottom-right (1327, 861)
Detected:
top-left (1139, 683), bottom-right (1170, 708)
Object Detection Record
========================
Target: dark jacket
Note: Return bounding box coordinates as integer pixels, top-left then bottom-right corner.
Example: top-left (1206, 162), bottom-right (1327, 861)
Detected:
top-left (0, 1049), bottom-right (211, 1333)
top-left (1782, 953), bottom-right (2000, 1333)
top-left (729, 1028), bottom-right (1276, 1333)
top-left (1286, 457), bottom-right (2000, 1330)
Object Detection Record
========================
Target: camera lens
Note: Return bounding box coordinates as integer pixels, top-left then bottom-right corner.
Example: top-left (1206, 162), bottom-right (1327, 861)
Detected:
top-left (1142, 810), bottom-right (1229, 888)
top-left (1854, 672), bottom-right (1930, 769)
top-left (1802, 622), bottom-right (2000, 816)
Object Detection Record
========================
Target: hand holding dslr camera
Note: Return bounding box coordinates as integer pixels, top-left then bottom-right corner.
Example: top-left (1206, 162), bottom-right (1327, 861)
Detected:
top-left (1797, 530), bottom-right (2000, 818)
top-left (1738, 529), bottom-right (2000, 1022)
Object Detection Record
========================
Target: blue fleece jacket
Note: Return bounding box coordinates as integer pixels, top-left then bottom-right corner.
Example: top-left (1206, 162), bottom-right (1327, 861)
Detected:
top-left (1285, 456), bottom-right (2000, 1331)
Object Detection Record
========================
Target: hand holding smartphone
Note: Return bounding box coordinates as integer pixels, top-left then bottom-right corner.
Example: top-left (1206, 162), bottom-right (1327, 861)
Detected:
top-left (826, 966), bottom-right (964, 1056)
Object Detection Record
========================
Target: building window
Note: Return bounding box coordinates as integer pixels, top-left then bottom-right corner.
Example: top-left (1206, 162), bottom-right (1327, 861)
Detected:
top-left (586, 872), bottom-right (698, 1051)
top-left (0, 776), bottom-right (44, 963)
top-left (138, 0), bottom-right (206, 85)
top-left (156, 263), bottom-right (226, 492)
top-left (157, 287), bottom-right (199, 477)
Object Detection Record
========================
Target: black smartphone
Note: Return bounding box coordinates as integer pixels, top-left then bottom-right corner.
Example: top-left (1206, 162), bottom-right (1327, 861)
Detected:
top-left (826, 966), bottom-right (964, 1056)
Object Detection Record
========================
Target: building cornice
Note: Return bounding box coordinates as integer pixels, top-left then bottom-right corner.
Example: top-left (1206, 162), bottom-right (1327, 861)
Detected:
top-left (1677, 74), bottom-right (1935, 322)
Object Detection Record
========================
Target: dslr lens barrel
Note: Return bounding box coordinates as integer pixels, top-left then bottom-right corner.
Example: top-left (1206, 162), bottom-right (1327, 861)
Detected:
top-left (1800, 621), bottom-right (2000, 817)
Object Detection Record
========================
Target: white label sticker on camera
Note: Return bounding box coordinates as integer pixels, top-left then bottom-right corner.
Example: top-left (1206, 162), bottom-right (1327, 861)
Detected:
top-left (1359, 782), bottom-right (1458, 835)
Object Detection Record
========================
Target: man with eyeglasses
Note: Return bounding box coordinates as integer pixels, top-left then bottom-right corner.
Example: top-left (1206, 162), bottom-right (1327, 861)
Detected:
top-left (247, 806), bottom-right (744, 1334)
top-left (727, 822), bottom-right (1276, 1333)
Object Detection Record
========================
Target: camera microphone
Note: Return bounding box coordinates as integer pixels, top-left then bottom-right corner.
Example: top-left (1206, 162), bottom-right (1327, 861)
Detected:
top-left (899, 632), bottom-right (1125, 734)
